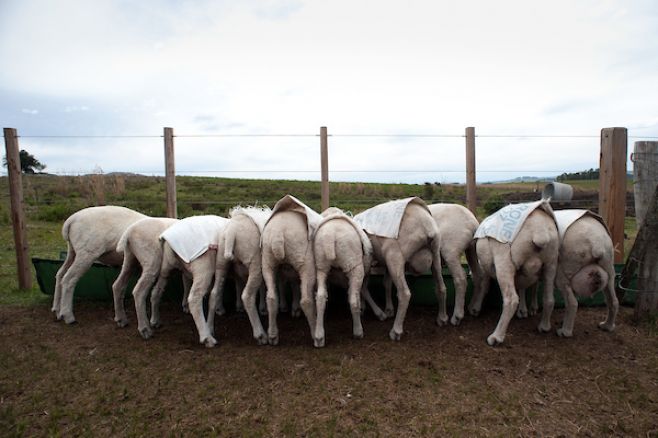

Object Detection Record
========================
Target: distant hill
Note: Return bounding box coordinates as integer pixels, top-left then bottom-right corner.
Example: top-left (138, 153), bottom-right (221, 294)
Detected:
top-left (486, 176), bottom-right (556, 184)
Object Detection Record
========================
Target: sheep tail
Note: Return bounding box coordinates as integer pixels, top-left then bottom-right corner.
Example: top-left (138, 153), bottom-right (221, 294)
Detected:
top-left (531, 228), bottom-right (550, 249)
top-left (224, 225), bottom-right (236, 261)
top-left (272, 232), bottom-right (285, 261)
top-left (117, 228), bottom-right (130, 254)
top-left (61, 215), bottom-right (74, 241)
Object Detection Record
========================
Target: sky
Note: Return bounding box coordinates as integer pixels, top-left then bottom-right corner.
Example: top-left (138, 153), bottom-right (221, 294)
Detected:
top-left (1, 0), bottom-right (657, 184)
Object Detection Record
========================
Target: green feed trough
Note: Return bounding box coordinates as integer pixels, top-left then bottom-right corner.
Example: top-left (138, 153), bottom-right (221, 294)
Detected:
top-left (32, 258), bottom-right (635, 310)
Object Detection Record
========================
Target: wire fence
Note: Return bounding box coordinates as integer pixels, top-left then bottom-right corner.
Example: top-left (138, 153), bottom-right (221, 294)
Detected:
top-left (2, 128), bottom-right (656, 219)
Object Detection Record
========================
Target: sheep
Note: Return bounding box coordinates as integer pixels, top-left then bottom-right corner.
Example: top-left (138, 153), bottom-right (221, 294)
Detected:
top-left (471, 200), bottom-right (559, 346)
top-left (53, 206), bottom-right (147, 324)
top-left (552, 210), bottom-right (619, 337)
top-left (111, 217), bottom-right (183, 339)
top-left (354, 197), bottom-right (447, 341)
top-left (157, 215), bottom-right (229, 347)
top-left (261, 195), bottom-right (322, 345)
top-left (206, 207), bottom-right (272, 345)
top-left (428, 203), bottom-right (482, 325)
top-left (312, 207), bottom-right (373, 347)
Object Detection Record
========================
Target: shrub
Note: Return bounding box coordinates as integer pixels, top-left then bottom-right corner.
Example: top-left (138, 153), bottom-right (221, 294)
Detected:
top-left (36, 204), bottom-right (79, 222)
top-left (483, 195), bottom-right (505, 215)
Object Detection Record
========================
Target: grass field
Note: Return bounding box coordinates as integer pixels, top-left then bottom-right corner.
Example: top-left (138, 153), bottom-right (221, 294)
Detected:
top-left (1, 174), bottom-right (655, 437)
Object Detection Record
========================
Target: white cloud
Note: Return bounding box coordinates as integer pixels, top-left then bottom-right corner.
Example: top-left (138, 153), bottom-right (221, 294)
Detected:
top-left (0, 0), bottom-right (656, 183)
top-left (21, 108), bottom-right (39, 114)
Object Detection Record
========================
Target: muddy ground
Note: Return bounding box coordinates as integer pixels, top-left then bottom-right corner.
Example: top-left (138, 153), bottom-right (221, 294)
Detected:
top-left (1, 301), bottom-right (657, 437)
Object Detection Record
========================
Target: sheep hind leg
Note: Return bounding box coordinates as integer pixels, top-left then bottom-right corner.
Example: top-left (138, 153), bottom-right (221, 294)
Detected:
top-left (207, 268), bottom-right (227, 339)
top-left (556, 278), bottom-right (578, 338)
top-left (234, 276), bottom-right (246, 313)
top-left (187, 255), bottom-right (217, 347)
top-left (132, 270), bottom-right (158, 339)
top-left (241, 271), bottom-right (267, 345)
top-left (53, 244), bottom-right (75, 317)
top-left (299, 269), bottom-right (317, 342)
top-left (386, 252), bottom-right (411, 341)
top-left (516, 289), bottom-right (529, 319)
top-left (263, 266), bottom-right (279, 345)
top-left (487, 257), bottom-right (519, 346)
top-left (433, 261), bottom-right (449, 327)
top-left (361, 283), bottom-right (387, 321)
top-left (314, 270), bottom-right (329, 348)
top-left (58, 252), bottom-right (96, 324)
top-left (181, 275), bottom-right (191, 314)
top-left (598, 261), bottom-right (618, 332)
top-left (538, 263), bottom-right (557, 334)
top-left (444, 256), bottom-right (465, 326)
top-left (349, 267), bottom-right (365, 340)
top-left (112, 249), bottom-right (136, 327)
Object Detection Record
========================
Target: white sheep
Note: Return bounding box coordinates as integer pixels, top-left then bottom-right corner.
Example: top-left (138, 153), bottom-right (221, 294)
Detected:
top-left (53, 206), bottom-right (147, 324)
top-left (261, 195), bottom-right (321, 345)
top-left (552, 210), bottom-right (619, 337)
top-left (157, 215), bottom-right (229, 347)
top-left (428, 203), bottom-right (482, 325)
top-left (206, 207), bottom-right (272, 345)
top-left (355, 198), bottom-right (448, 341)
top-left (313, 207), bottom-right (373, 347)
top-left (111, 217), bottom-right (184, 339)
top-left (471, 201), bottom-right (559, 346)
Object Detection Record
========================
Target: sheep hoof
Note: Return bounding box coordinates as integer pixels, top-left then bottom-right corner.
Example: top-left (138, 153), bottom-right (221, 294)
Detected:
top-left (314, 337), bottom-right (325, 348)
top-left (487, 334), bottom-right (503, 346)
top-left (556, 328), bottom-right (573, 338)
top-left (468, 307), bottom-right (480, 317)
top-left (62, 313), bottom-right (77, 325)
top-left (115, 318), bottom-right (129, 328)
top-left (182, 305), bottom-right (190, 314)
top-left (529, 307), bottom-right (538, 316)
top-left (385, 308), bottom-right (395, 318)
top-left (255, 334), bottom-right (268, 345)
top-left (516, 309), bottom-right (528, 319)
top-left (436, 315), bottom-right (449, 327)
top-left (598, 321), bottom-right (615, 332)
top-left (537, 323), bottom-right (551, 333)
top-left (203, 336), bottom-right (217, 348)
top-left (150, 320), bottom-right (162, 329)
top-left (139, 326), bottom-right (153, 339)
top-left (389, 328), bottom-right (403, 341)
top-left (353, 330), bottom-right (364, 340)
top-left (291, 309), bottom-right (302, 319)
top-left (215, 307), bottom-right (226, 316)
top-left (375, 311), bottom-right (387, 321)
top-left (450, 315), bottom-right (462, 326)
top-left (268, 335), bottom-right (279, 346)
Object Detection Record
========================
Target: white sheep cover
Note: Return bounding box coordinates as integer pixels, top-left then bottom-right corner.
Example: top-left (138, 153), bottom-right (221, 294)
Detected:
top-left (264, 195), bottom-right (322, 239)
top-left (160, 215), bottom-right (229, 263)
top-left (353, 197), bottom-right (429, 238)
top-left (554, 209), bottom-right (610, 242)
top-left (474, 200), bottom-right (555, 243)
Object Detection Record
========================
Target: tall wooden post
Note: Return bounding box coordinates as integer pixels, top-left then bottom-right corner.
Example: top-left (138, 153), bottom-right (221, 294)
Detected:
top-left (4, 128), bottom-right (32, 289)
top-left (320, 126), bottom-right (329, 212)
top-left (163, 127), bottom-right (177, 218)
top-left (599, 127), bottom-right (627, 263)
top-left (465, 127), bottom-right (477, 215)
top-left (632, 141), bottom-right (658, 228)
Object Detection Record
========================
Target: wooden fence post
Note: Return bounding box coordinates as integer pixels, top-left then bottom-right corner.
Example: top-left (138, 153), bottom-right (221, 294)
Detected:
top-left (632, 141), bottom-right (658, 228)
top-left (320, 126), bottom-right (329, 212)
top-left (163, 127), bottom-right (177, 218)
top-left (465, 127), bottom-right (477, 215)
top-left (599, 127), bottom-right (627, 264)
top-left (3, 128), bottom-right (32, 289)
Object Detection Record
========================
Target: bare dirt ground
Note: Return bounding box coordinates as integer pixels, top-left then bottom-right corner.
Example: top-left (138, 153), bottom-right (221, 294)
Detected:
top-left (1, 301), bottom-right (657, 437)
